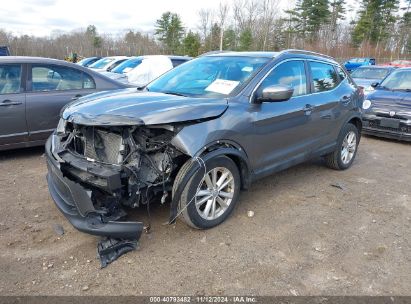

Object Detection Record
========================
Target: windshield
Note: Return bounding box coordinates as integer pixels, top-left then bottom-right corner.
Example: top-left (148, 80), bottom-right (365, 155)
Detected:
top-left (111, 58), bottom-right (143, 74)
top-left (77, 58), bottom-right (92, 66)
top-left (351, 68), bottom-right (390, 80)
top-left (89, 58), bottom-right (115, 69)
top-left (379, 70), bottom-right (411, 90)
top-left (147, 55), bottom-right (270, 97)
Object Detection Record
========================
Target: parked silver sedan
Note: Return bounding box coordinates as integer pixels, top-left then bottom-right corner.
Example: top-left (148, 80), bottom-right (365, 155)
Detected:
top-left (0, 56), bottom-right (130, 151)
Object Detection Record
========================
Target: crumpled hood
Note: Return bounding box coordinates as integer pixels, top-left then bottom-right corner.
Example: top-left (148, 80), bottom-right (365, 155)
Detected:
top-left (62, 89), bottom-right (228, 126)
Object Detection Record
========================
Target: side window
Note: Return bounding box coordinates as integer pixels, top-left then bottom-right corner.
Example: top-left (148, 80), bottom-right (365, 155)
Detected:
top-left (336, 66), bottom-right (347, 82)
top-left (309, 62), bottom-right (339, 93)
top-left (171, 60), bottom-right (185, 67)
top-left (32, 65), bottom-right (83, 92)
top-left (258, 60), bottom-right (307, 97)
top-left (0, 65), bottom-right (22, 94)
top-left (83, 73), bottom-right (96, 89)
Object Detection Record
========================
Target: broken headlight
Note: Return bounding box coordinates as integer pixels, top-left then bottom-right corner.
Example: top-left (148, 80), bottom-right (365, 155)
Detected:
top-left (56, 118), bottom-right (67, 136)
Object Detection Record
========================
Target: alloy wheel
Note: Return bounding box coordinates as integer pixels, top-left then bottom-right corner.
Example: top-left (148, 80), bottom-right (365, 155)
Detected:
top-left (194, 167), bottom-right (235, 221)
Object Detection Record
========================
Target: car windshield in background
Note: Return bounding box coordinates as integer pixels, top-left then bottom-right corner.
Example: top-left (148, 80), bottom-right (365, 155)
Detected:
top-left (147, 56), bottom-right (270, 97)
top-left (379, 70), bottom-right (411, 91)
top-left (89, 58), bottom-right (114, 69)
top-left (111, 58), bottom-right (143, 74)
top-left (349, 58), bottom-right (367, 63)
top-left (351, 68), bottom-right (390, 79)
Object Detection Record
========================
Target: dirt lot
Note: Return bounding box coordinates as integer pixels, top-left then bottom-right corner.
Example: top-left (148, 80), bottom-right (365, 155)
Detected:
top-left (0, 136), bottom-right (410, 296)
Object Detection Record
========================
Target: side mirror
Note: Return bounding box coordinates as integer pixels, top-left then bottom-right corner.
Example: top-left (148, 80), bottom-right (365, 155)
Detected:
top-left (371, 82), bottom-right (379, 88)
top-left (256, 85), bottom-right (294, 103)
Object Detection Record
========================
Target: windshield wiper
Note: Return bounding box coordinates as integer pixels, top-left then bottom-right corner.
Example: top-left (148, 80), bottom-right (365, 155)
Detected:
top-left (162, 91), bottom-right (187, 97)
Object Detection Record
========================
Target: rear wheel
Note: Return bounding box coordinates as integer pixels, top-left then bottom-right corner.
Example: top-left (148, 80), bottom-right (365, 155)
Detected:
top-left (325, 123), bottom-right (359, 170)
top-left (173, 156), bottom-right (240, 229)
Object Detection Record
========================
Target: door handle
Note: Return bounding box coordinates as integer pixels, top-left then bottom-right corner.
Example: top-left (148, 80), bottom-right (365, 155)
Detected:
top-left (71, 94), bottom-right (82, 101)
top-left (0, 99), bottom-right (23, 106)
top-left (303, 104), bottom-right (314, 116)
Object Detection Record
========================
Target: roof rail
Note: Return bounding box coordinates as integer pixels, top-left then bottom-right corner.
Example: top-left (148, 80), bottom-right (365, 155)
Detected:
top-left (199, 50), bottom-right (232, 57)
top-left (279, 49), bottom-right (335, 60)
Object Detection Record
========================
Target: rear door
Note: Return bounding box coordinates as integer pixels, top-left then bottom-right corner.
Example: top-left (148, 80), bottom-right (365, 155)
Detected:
top-left (303, 61), bottom-right (345, 148)
top-left (0, 63), bottom-right (27, 146)
top-left (25, 63), bottom-right (97, 142)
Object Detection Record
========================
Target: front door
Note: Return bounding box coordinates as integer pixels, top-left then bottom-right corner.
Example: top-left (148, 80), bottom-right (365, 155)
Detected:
top-left (0, 64), bottom-right (27, 146)
top-left (249, 60), bottom-right (315, 174)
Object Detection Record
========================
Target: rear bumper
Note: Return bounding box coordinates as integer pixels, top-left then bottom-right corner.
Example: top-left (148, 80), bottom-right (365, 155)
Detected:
top-left (45, 135), bottom-right (143, 239)
top-left (362, 116), bottom-right (411, 142)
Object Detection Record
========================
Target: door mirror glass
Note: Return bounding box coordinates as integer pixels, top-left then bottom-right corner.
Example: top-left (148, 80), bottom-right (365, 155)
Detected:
top-left (258, 85), bottom-right (294, 102)
top-left (255, 60), bottom-right (307, 103)
top-left (371, 82), bottom-right (379, 88)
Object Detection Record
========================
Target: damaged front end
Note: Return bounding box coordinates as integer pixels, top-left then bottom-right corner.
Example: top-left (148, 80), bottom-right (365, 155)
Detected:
top-left (46, 119), bottom-right (186, 266)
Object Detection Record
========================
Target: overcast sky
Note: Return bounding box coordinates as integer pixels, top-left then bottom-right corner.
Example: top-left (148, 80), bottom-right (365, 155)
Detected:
top-left (1, 0), bottom-right (403, 37)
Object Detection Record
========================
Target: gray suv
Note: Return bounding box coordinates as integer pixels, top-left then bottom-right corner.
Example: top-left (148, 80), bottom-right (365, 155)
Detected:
top-left (46, 50), bottom-right (363, 244)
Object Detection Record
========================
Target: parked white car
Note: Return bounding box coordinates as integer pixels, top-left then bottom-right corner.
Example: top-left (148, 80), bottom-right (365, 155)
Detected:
top-left (88, 56), bottom-right (129, 72)
top-left (101, 55), bottom-right (175, 86)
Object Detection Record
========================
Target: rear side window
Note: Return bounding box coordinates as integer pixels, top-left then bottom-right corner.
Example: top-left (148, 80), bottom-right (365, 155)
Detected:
top-left (258, 60), bottom-right (307, 97)
top-left (83, 73), bottom-right (96, 89)
top-left (309, 62), bottom-right (339, 92)
top-left (31, 65), bottom-right (95, 91)
top-left (0, 64), bottom-right (21, 94)
top-left (171, 59), bottom-right (186, 67)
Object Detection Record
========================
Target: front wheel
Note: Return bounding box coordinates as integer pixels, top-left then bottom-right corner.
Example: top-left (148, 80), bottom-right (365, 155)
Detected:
top-left (325, 123), bottom-right (359, 170)
top-left (173, 156), bottom-right (241, 229)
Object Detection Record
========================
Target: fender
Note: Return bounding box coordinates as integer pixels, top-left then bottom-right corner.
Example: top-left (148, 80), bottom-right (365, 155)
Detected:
top-left (343, 111), bottom-right (363, 134)
top-left (168, 144), bottom-right (252, 224)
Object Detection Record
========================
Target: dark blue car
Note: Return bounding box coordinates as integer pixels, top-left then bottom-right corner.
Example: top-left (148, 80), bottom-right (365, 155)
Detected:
top-left (362, 68), bottom-right (411, 141)
top-left (344, 57), bottom-right (376, 73)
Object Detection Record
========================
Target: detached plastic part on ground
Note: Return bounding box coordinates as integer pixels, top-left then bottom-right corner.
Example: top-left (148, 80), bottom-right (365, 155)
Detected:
top-left (97, 237), bottom-right (139, 268)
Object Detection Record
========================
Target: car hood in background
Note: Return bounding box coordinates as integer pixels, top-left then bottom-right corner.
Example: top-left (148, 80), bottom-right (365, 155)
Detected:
top-left (100, 71), bottom-right (129, 83)
top-left (352, 78), bottom-right (377, 88)
top-left (366, 89), bottom-right (411, 117)
top-left (62, 89), bottom-right (228, 126)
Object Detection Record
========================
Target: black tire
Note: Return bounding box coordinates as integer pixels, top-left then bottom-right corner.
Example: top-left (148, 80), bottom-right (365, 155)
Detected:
top-left (172, 155), bottom-right (241, 229)
top-left (325, 123), bottom-right (359, 170)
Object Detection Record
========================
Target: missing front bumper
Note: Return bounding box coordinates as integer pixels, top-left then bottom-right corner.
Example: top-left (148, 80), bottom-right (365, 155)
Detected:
top-left (46, 135), bottom-right (144, 240)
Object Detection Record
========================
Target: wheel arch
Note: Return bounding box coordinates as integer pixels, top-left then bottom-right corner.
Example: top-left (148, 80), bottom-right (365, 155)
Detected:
top-left (196, 140), bottom-right (252, 191)
top-left (348, 116), bottom-right (363, 133)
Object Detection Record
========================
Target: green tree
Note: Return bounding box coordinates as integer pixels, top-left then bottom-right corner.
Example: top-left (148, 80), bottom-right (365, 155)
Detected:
top-left (155, 12), bottom-right (184, 54)
top-left (204, 23), bottom-right (222, 51)
top-left (238, 28), bottom-right (253, 51)
top-left (182, 31), bottom-right (201, 57)
top-left (399, 11), bottom-right (411, 54)
top-left (223, 28), bottom-right (237, 50)
top-left (329, 0), bottom-right (346, 29)
top-left (86, 25), bottom-right (102, 50)
top-left (293, 0), bottom-right (330, 42)
top-left (352, 0), bottom-right (400, 47)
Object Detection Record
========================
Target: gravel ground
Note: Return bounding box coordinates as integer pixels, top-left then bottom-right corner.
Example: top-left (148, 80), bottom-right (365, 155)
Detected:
top-left (0, 136), bottom-right (410, 296)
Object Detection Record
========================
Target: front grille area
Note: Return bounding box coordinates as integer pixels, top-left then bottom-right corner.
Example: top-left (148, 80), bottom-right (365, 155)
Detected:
top-left (368, 121), bottom-right (411, 133)
top-left (84, 129), bottom-right (123, 164)
top-left (69, 125), bottom-right (125, 164)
